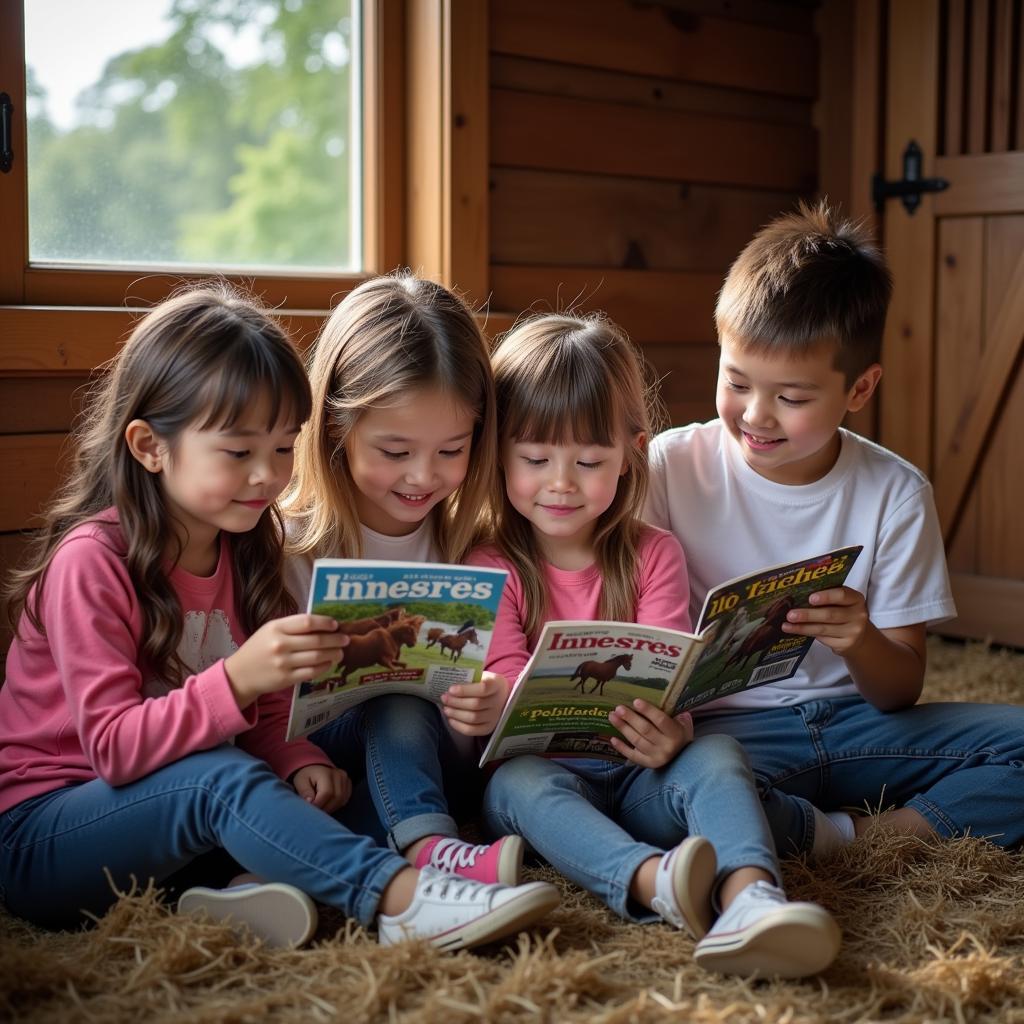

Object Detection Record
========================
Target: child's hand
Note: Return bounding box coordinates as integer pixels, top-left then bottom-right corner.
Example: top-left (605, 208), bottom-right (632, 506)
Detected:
top-left (781, 587), bottom-right (871, 655)
top-left (225, 614), bottom-right (348, 708)
top-left (291, 763), bottom-right (352, 813)
top-left (608, 702), bottom-right (693, 769)
top-left (441, 672), bottom-right (511, 736)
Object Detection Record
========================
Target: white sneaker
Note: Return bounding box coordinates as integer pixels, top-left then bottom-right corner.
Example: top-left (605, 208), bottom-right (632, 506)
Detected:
top-left (177, 882), bottom-right (317, 948)
top-left (694, 880), bottom-right (840, 978)
top-left (377, 865), bottom-right (559, 951)
top-left (649, 836), bottom-right (716, 939)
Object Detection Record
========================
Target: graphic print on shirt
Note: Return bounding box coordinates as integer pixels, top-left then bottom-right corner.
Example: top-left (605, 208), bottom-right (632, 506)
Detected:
top-left (142, 609), bottom-right (238, 699)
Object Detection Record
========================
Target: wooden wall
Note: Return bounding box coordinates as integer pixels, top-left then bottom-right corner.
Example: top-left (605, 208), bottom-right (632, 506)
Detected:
top-left (486, 0), bottom-right (818, 427)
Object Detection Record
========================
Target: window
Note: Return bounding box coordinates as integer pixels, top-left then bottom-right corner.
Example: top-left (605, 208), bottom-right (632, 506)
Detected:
top-left (0, 0), bottom-right (402, 308)
top-left (24, 0), bottom-right (362, 273)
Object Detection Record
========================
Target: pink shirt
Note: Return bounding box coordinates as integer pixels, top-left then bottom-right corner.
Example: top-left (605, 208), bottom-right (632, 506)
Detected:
top-left (467, 525), bottom-right (692, 686)
top-left (0, 511), bottom-right (329, 813)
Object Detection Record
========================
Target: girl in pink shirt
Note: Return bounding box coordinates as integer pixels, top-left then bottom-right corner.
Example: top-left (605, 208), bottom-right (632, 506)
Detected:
top-left (468, 314), bottom-right (840, 977)
top-left (0, 285), bottom-right (557, 950)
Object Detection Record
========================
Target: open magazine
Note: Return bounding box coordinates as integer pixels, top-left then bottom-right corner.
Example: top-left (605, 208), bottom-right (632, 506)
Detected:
top-left (479, 545), bottom-right (862, 766)
top-left (285, 560), bottom-right (508, 740)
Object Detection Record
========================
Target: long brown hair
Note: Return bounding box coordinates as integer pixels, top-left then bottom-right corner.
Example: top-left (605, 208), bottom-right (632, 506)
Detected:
top-left (5, 283), bottom-right (312, 686)
top-left (487, 313), bottom-right (662, 636)
top-left (284, 271), bottom-right (497, 563)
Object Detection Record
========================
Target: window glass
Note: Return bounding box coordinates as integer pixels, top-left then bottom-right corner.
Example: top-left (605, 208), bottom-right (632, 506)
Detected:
top-left (24, 0), bottom-right (360, 271)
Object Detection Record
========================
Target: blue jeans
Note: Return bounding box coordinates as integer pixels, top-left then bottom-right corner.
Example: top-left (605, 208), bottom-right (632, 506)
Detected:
top-left (693, 697), bottom-right (1024, 853)
top-left (335, 695), bottom-right (482, 853)
top-left (0, 745), bottom-right (407, 931)
top-left (482, 733), bottom-right (780, 922)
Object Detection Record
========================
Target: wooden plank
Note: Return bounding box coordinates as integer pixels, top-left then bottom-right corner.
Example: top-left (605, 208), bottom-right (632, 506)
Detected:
top-left (0, 435), bottom-right (69, 533)
top-left (489, 266), bottom-right (720, 345)
top-left (0, 531), bottom-right (33, 659)
top-left (967, 0), bottom-right (989, 154)
top-left (362, 0), bottom-right (406, 274)
top-left (977, 215), bottom-right (1024, 579)
top-left (22, 267), bottom-right (364, 311)
top-left (934, 217), bottom-right (983, 572)
top-left (933, 245), bottom-right (1024, 540)
top-left (848, 0), bottom-right (884, 229)
top-left (935, 573), bottom-right (1024, 648)
top-left (489, 0), bottom-right (817, 98)
top-left (490, 55), bottom-right (813, 126)
top-left (880, 0), bottom-right (939, 472)
top-left (815, 0), bottom-right (855, 216)
top-left (490, 169), bottom-right (799, 272)
top-left (0, 377), bottom-right (89, 435)
top-left (635, 0), bottom-right (815, 33)
top-left (990, 0), bottom-right (1014, 153)
top-left (935, 153), bottom-right (1024, 215)
top-left (943, 0), bottom-right (966, 156)
top-left (0, 3), bottom-right (27, 303)
top-left (491, 90), bottom-right (817, 193)
top-left (448, 0), bottom-right (490, 305)
top-left (0, 307), bottom-right (331, 372)
top-left (1018, 6), bottom-right (1024, 151)
top-left (642, 341), bottom-right (721, 428)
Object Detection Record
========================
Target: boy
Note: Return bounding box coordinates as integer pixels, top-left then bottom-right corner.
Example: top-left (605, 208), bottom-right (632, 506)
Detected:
top-left (645, 201), bottom-right (1024, 859)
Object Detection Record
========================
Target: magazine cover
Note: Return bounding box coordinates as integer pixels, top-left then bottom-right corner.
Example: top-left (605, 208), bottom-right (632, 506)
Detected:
top-left (479, 544), bottom-right (863, 767)
top-left (286, 559), bottom-right (508, 740)
top-left (479, 622), bottom-right (704, 765)
top-left (676, 544), bottom-right (863, 711)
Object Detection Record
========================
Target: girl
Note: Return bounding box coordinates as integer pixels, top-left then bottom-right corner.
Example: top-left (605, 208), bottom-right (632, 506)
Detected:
top-left (468, 313), bottom-right (840, 978)
top-left (283, 272), bottom-right (523, 886)
top-left (0, 285), bottom-right (557, 950)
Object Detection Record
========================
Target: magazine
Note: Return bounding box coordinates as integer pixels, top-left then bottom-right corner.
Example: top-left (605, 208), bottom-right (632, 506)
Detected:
top-left (478, 545), bottom-right (862, 766)
top-left (285, 559), bottom-right (508, 741)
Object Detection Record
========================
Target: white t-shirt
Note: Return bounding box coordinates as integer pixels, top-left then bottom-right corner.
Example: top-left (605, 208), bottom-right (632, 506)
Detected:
top-left (644, 420), bottom-right (956, 711)
top-left (283, 518), bottom-right (439, 610)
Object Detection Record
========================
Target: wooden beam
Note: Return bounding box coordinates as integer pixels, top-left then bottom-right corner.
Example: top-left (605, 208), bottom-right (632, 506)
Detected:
top-left (934, 153), bottom-right (1024, 215)
top-left (933, 248), bottom-right (1024, 541)
top-left (490, 0), bottom-right (817, 98)
top-left (489, 266), bottom-right (720, 345)
top-left (0, 2), bottom-right (27, 304)
top-left (491, 90), bottom-right (816, 193)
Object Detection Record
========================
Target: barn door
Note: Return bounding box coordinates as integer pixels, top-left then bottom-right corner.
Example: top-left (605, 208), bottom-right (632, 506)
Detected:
top-left (880, 0), bottom-right (1024, 646)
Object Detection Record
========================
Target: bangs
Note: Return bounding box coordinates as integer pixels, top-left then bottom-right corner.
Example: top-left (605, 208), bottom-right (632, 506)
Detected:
top-left (500, 344), bottom-right (621, 447)
top-left (195, 335), bottom-right (312, 432)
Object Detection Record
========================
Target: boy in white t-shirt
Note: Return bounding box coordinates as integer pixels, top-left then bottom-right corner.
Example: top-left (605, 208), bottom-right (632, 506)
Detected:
top-left (646, 201), bottom-right (1024, 856)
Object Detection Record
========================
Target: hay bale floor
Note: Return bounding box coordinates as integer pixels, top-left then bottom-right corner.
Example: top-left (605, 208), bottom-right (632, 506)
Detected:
top-left (4, 639), bottom-right (1024, 1024)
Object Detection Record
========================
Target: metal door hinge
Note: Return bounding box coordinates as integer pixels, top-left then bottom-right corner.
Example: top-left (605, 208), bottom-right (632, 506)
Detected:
top-left (872, 140), bottom-right (948, 214)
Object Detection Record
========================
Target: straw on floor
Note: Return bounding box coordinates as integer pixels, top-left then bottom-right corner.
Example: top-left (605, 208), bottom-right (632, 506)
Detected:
top-left (3, 638), bottom-right (1024, 1024)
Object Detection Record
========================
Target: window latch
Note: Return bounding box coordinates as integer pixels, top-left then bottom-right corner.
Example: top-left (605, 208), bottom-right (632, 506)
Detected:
top-left (0, 93), bottom-right (12, 173)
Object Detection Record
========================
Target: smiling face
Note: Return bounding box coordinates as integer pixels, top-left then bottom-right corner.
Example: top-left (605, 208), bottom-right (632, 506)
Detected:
top-left (502, 437), bottom-right (630, 568)
top-left (344, 385), bottom-right (475, 537)
top-left (151, 393), bottom-right (299, 563)
top-left (715, 332), bottom-right (881, 485)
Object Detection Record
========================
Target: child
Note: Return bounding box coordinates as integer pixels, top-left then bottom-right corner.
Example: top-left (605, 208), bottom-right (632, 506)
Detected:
top-left (468, 313), bottom-right (841, 978)
top-left (0, 285), bottom-right (558, 950)
top-left (645, 201), bottom-right (1024, 856)
top-left (283, 272), bottom-right (524, 886)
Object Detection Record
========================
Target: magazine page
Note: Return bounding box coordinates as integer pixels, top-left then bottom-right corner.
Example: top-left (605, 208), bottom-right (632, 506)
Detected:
top-left (286, 559), bottom-right (507, 740)
top-left (479, 621), bottom-right (703, 767)
top-left (673, 545), bottom-right (864, 712)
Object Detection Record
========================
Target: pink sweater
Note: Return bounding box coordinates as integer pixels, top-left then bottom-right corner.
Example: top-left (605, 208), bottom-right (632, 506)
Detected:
top-left (467, 525), bottom-right (692, 686)
top-left (0, 512), bottom-right (329, 814)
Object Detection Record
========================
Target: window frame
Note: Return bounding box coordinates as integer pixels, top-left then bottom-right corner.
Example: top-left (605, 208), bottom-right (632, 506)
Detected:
top-left (0, 0), bottom-right (403, 309)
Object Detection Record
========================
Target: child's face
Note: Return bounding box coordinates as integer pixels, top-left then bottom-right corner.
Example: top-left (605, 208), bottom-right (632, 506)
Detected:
top-left (153, 397), bottom-right (299, 549)
top-left (716, 332), bottom-right (879, 486)
top-left (502, 438), bottom-right (629, 565)
top-left (345, 386), bottom-right (475, 537)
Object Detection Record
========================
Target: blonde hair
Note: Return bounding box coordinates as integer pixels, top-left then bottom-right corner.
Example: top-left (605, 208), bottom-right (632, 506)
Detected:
top-left (716, 200), bottom-right (892, 385)
top-left (285, 272), bottom-right (497, 563)
top-left (5, 283), bottom-right (311, 686)
top-left (486, 313), bottom-right (661, 636)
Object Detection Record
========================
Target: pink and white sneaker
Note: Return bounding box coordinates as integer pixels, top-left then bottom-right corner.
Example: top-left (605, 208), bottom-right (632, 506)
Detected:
top-left (414, 835), bottom-right (524, 885)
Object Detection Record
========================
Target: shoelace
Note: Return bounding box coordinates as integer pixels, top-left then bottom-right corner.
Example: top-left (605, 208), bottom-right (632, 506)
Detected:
top-left (430, 838), bottom-right (489, 871)
top-left (418, 872), bottom-right (491, 901)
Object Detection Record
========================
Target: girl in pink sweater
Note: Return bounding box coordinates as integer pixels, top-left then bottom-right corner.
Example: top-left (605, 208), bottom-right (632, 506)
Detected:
top-left (0, 285), bottom-right (557, 950)
top-left (468, 314), bottom-right (840, 977)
